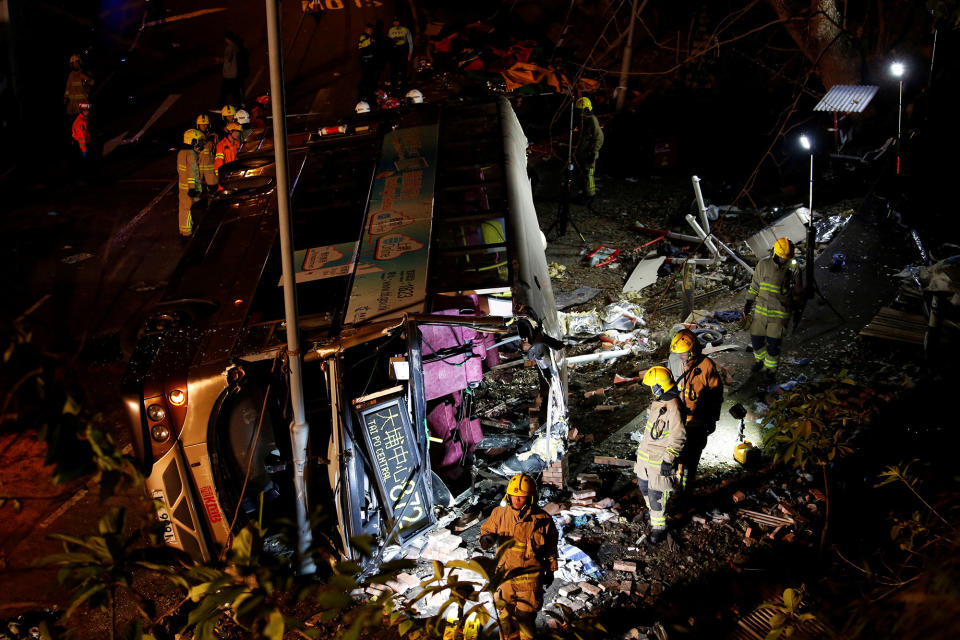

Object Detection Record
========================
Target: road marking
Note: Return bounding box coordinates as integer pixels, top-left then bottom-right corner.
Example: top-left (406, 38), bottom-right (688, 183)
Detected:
top-left (37, 487), bottom-right (89, 530)
top-left (109, 182), bottom-right (175, 256)
top-left (36, 444), bottom-right (135, 531)
top-left (127, 93), bottom-right (180, 144)
top-left (102, 130), bottom-right (130, 157)
top-left (143, 8), bottom-right (227, 28)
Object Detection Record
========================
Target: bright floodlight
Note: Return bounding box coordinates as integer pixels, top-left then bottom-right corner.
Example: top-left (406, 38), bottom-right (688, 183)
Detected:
top-left (891, 61), bottom-right (905, 77)
top-left (799, 134), bottom-right (811, 151)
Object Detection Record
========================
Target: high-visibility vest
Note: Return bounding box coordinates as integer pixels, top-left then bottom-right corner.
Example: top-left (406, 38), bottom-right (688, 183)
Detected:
top-left (72, 113), bottom-right (91, 153)
top-left (214, 137), bottom-right (239, 172)
top-left (388, 26), bottom-right (410, 48)
top-left (358, 33), bottom-right (375, 60)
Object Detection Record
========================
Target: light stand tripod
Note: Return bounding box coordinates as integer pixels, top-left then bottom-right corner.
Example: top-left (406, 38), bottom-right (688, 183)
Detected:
top-left (799, 137), bottom-right (845, 324)
top-left (546, 91), bottom-right (587, 245)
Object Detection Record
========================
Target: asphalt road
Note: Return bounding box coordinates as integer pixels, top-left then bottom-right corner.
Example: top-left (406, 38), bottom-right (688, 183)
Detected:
top-left (0, 0), bottom-right (398, 612)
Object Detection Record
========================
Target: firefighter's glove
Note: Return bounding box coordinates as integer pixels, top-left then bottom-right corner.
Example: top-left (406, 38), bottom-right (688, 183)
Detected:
top-left (188, 189), bottom-right (201, 198)
top-left (660, 461), bottom-right (674, 477)
top-left (479, 533), bottom-right (497, 551)
top-left (81, 151), bottom-right (87, 159)
top-left (743, 300), bottom-right (754, 317)
top-left (541, 570), bottom-right (554, 586)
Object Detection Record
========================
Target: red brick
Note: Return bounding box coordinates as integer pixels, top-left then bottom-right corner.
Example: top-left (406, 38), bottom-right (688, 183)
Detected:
top-left (613, 560), bottom-right (637, 574)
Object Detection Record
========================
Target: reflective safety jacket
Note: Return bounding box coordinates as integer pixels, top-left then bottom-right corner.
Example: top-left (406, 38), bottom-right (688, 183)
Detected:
top-left (198, 132), bottom-right (218, 173)
top-left (177, 148), bottom-right (200, 193)
top-left (388, 25), bottom-right (413, 54)
top-left (358, 33), bottom-right (376, 61)
top-left (577, 113), bottom-right (604, 158)
top-left (64, 70), bottom-right (93, 115)
top-left (746, 256), bottom-right (802, 323)
top-left (675, 354), bottom-right (723, 425)
top-left (480, 503), bottom-right (558, 589)
top-left (72, 113), bottom-right (91, 154)
top-left (214, 137), bottom-right (239, 173)
top-left (636, 392), bottom-right (686, 468)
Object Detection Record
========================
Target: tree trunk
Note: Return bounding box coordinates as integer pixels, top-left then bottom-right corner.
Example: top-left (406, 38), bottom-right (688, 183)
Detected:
top-left (767, 0), bottom-right (862, 88)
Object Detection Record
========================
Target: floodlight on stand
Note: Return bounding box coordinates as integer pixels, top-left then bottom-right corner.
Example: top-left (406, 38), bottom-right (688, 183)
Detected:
top-left (799, 133), bottom-right (815, 307)
top-left (890, 61), bottom-right (905, 175)
top-left (799, 134), bottom-right (811, 151)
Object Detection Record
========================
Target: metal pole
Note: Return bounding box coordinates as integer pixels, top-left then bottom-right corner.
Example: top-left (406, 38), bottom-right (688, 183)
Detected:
top-left (615, 0), bottom-right (639, 112)
top-left (691, 175), bottom-right (710, 234)
top-left (896, 77), bottom-right (903, 175)
top-left (265, 0), bottom-right (315, 575)
top-left (805, 153), bottom-right (815, 297)
top-left (929, 29), bottom-right (937, 90)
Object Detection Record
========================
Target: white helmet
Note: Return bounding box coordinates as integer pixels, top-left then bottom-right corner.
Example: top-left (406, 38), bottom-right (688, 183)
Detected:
top-left (355, 101), bottom-right (371, 114)
top-left (405, 89), bottom-right (424, 104)
top-left (235, 109), bottom-right (251, 125)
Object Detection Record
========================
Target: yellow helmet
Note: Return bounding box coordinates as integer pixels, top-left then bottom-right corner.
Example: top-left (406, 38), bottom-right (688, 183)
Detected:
top-left (506, 473), bottom-right (535, 497)
top-left (773, 237), bottom-right (795, 260)
top-left (575, 96), bottom-right (593, 111)
top-left (221, 105), bottom-right (237, 117)
top-left (225, 122), bottom-right (242, 132)
top-left (670, 329), bottom-right (697, 354)
top-left (183, 129), bottom-right (203, 145)
top-left (196, 114), bottom-right (210, 126)
top-left (642, 366), bottom-right (675, 396)
top-left (69, 54), bottom-right (81, 64)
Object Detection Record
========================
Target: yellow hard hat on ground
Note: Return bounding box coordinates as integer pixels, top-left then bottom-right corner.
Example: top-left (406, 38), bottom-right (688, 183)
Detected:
top-left (506, 473), bottom-right (535, 497)
top-left (183, 129), bottom-right (203, 145)
top-left (773, 237), bottom-right (795, 259)
top-left (221, 105), bottom-right (237, 117)
top-left (196, 114), bottom-right (210, 126)
top-left (575, 96), bottom-right (592, 111)
top-left (670, 329), bottom-right (697, 354)
top-left (643, 366), bottom-right (675, 395)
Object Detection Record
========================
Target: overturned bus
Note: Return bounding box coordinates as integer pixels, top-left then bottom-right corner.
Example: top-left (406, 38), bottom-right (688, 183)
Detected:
top-left (122, 97), bottom-right (567, 563)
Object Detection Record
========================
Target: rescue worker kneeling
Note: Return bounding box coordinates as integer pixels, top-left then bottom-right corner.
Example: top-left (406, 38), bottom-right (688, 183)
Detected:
top-left (635, 367), bottom-right (686, 544)
top-left (480, 473), bottom-right (558, 640)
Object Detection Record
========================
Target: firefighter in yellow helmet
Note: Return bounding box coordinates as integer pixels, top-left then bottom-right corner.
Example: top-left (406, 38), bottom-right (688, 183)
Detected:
top-left (743, 237), bottom-right (804, 380)
top-left (195, 114), bottom-right (219, 192)
top-left (479, 473), bottom-right (558, 640)
top-left (668, 329), bottom-right (723, 492)
top-left (177, 129), bottom-right (204, 237)
top-left (64, 54), bottom-right (94, 119)
top-left (574, 96), bottom-right (603, 202)
top-left (635, 366), bottom-right (686, 544)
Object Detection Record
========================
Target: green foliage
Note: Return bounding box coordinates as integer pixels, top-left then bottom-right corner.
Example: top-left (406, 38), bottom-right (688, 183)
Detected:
top-left (1, 305), bottom-right (143, 505)
top-left (759, 587), bottom-right (819, 640)
top-left (37, 507), bottom-right (181, 640)
top-left (840, 460), bottom-right (960, 638)
top-left (762, 376), bottom-right (878, 470)
top-left (929, 0), bottom-right (960, 29)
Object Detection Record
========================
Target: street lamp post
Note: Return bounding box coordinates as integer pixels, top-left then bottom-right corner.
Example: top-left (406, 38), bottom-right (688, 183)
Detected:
top-left (891, 61), bottom-right (905, 175)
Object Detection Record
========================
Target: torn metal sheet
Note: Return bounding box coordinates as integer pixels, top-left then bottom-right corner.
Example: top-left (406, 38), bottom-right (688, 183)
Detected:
top-left (745, 207), bottom-right (810, 257)
top-left (623, 257), bottom-right (666, 293)
top-left (555, 286), bottom-right (602, 310)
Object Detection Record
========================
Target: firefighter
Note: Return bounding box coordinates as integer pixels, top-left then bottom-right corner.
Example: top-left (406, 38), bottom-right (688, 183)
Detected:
top-left (387, 16), bottom-right (413, 92)
top-left (743, 237), bottom-right (804, 380)
top-left (71, 101), bottom-right (94, 181)
top-left (358, 24), bottom-right (379, 103)
top-left (479, 473), bottom-right (558, 640)
top-left (195, 115), bottom-right (219, 192)
top-left (64, 54), bottom-right (94, 120)
top-left (575, 97), bottom-right (603, 202)
top-left (667, 329), bottom-right (723, 492)
top-left (214, 123), bottom-right (242, 182)
top-left (234, 109), bottom-right (252, 144)
top-left (634, 366), bottom-right (686, 544)
top-left (177, 129), bottom-right (203, 237)
top-left (219, 105), bottom-right (237, 136)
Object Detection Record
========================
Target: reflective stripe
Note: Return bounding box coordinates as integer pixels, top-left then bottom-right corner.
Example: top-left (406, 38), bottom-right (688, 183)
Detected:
top-left (755, 305), bottom-right (789, 318)
top-left (764, 356), bottom-right (779, 369)
top-left (753, 349), bottom-right (766, 361)
top-left (748, 286), bottom-right (758, 295)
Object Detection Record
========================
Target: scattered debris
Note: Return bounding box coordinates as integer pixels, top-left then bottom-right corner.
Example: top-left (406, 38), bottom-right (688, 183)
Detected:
top-left (555, 286), bottom-right (602, 310)
top-left (61, 252), bottom-right (94, 265)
